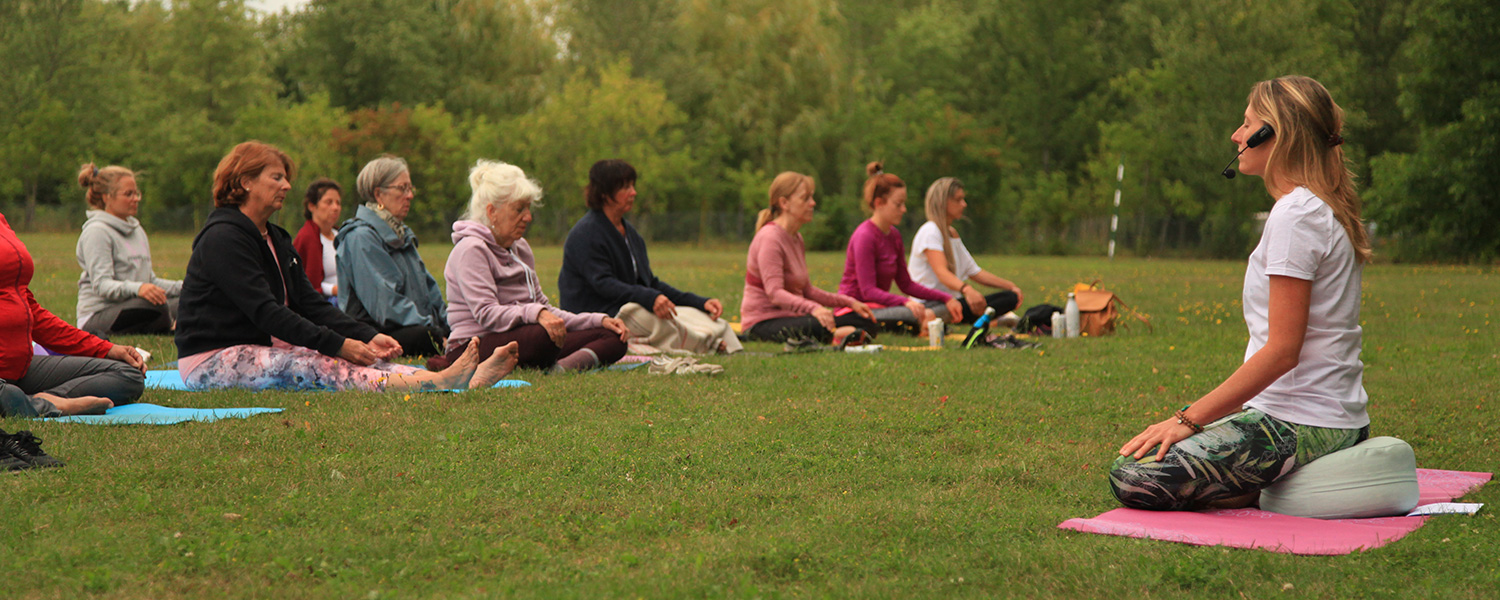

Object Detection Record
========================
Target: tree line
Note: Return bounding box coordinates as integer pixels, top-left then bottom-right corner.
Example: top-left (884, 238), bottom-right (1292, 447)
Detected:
top-left (1, 0), bottom-right (1494, 261)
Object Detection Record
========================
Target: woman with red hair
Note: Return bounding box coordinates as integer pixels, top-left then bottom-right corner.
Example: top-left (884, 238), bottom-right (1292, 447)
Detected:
top-left (838, 162), bottom-right (962, 332)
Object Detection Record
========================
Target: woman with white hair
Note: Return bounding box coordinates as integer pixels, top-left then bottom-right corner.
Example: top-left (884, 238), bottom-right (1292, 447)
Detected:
top-left (336, 155), bottom-right (449, 357)
top-left (433, 160), bottom-right (629, 372)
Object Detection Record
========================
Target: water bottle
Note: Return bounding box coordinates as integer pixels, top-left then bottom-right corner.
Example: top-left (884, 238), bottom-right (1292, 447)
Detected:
top-left (963, 307), bottom-right (997, 349)
top-left (1065, 292), bottom-right (1081, 338)
top-left (927, 318), bottom-right (944, 348)
top-left (1051, 311), bottom-right (1066, 338)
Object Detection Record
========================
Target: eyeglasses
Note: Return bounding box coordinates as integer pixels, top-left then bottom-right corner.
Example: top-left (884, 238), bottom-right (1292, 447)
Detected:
top-left (117, 191), bottom-right (142, 199)
top-left (380, 184), bottom-right (417, 196)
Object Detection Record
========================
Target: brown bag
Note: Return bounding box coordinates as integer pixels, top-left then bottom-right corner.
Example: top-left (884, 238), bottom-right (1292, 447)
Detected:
top-left (1072, 282), bottom-right (1151, 337)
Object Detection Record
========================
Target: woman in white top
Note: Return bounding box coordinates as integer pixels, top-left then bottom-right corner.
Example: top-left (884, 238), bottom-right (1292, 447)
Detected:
top-left (907, 177), bottom-right (1024, 324)
top-left (1109, 75), bottom-right (1373, 510)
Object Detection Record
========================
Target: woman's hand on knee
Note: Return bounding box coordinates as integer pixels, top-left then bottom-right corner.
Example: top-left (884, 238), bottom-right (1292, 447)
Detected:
top-left (106, 344), bottom-right (147, 373)
top-left (138, 283), bottom-right (168, 305)
top-left (368, 334), bottom-right (403, 360)
top-left (811, 307), bottom-right (837, 332)
top-left (944, 298), bottom-right (964, 323)
top-left (1120, 418), bottom-right (1196, 462)
top-left (602, 317), bottom-right (630, 342)
top-left (652, 295), bottom-right (677, 319)
top-left (538, 310), bottom-right (568, 347)
top-left (339, 338), bottom-right (379, 366)
top-left (704, 298), bottom-right (724, 320)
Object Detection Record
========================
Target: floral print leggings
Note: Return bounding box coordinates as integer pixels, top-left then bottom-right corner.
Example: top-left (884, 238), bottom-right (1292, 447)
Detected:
top-left (183, 344), bottom-right (422, 392)
top-left (1109, 409), bottom-right (1368, 510)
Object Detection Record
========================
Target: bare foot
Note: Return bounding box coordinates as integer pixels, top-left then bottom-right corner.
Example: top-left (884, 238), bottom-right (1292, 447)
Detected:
top-left (430, 339), bottom-right (481, 389)
top-left (37, 393), bottom-right (113, 416)
top-left (469, 342), bottom-right (519, 389)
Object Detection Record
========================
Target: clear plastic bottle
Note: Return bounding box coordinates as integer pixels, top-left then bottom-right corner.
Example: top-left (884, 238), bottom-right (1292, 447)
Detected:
top-left (927, 318), bottom-right (944, 348)
top-left (1065, 292), bottom-right (1081, 338)
top-left (1051, 311), bottom-right (1066, 338)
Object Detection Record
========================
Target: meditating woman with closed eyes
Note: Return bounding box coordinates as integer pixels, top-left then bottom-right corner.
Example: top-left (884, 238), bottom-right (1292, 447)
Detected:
top-left (1110, 76), bottom-right (1373, 510)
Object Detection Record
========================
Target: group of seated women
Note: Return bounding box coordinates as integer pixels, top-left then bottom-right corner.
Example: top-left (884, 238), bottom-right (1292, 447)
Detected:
top-left (14, 141), bottom-right (1032, 415)
top-left (739, 162), bottom-right (1025, 344)
top-left (3, 75), bottom-right (1381, 520)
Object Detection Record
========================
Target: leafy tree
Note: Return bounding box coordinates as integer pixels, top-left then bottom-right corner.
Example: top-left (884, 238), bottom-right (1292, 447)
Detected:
top-left (504, 62), bottom-right (698, 242)
top-left (1367, 0), bottom-right (1500, 261)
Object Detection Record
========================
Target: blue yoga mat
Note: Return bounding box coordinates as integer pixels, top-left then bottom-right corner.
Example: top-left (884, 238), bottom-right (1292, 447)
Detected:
top-left (44, 403), bottom-right (283, 425)
top-left (143, 370), bottom-right (529, 392)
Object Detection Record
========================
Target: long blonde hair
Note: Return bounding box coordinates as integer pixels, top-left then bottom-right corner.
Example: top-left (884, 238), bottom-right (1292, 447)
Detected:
top-left (1248, 76), bottom-right (1372, 263)
top-left (756, 171), bottom-right (814, 230)
top-left (923, 177), bottom-right (964, 273)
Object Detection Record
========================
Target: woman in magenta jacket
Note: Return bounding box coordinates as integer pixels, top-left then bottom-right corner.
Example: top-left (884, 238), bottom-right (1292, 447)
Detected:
top-left (838, 162), bottom-right (962, 332)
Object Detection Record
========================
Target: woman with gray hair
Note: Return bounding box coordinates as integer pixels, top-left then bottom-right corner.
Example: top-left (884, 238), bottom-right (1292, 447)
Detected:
top-left (335, 155), bottom-right (449, 357)
top-left (432, 160), bottom-right (628, 372)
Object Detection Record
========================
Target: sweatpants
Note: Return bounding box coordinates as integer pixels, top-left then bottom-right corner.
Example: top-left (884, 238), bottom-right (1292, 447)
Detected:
top-left (82, 296), bottom-right (179, 337)
top-left (0, 355), bottom-right (144, 418)
top-left (438, 324), bottom-right (626, 371)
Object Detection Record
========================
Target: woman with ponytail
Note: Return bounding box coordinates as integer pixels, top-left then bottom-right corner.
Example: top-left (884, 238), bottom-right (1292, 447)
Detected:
top-left (74, 164), bottom-right (182, 336)
top-left (838, 162), bottom-right (962, 332)
top-left (1111, 76), bottom-right (1375, 510)
top-left (741, 172), bottom-right (877, 343)
top-left (908, 177), bottom-right (1024, 324)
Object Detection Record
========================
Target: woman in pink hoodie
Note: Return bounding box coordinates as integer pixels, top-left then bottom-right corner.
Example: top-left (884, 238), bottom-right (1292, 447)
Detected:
top-left (435, 160), bottom-right (629, 372)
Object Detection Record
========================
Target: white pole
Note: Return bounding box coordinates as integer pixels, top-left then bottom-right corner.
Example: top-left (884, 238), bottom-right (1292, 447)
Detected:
top-left (1109, 162), bottom-right (1124, 260)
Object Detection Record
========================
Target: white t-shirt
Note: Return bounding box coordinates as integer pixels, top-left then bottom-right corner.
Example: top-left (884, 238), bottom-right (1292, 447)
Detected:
top-left (1242, 187), bottom-right (1368, 429)
top-left (319, 234), bottom-right (338, 297)
top-left (907, 221), bottom-right (981, 297)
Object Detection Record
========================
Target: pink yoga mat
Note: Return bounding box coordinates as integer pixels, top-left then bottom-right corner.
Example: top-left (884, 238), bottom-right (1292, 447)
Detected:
top-left (1059, 469), bottom-right (1491, 556)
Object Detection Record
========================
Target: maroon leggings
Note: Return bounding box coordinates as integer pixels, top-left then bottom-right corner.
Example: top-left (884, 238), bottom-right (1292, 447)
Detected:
top-left (438, 324), bottom-right (627, 370)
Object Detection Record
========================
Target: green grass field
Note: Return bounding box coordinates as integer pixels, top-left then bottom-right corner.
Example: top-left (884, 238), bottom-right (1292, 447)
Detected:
top-left (6, 232), bottom-right (1497, 598)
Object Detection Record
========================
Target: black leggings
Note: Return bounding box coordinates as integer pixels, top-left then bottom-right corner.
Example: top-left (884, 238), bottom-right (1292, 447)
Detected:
top-left (438, 324), bottom-right (627, 370)
top-left (380, 324), bottom-right (448, 357)
top-left (930, 290), bottom-right (1019, 324)
top-left (745, 313), bottom-right (880, 343)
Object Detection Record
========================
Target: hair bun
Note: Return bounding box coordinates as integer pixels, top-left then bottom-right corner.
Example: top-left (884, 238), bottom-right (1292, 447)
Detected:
top-left (77, 163), bottom-right (97, 188)
top-left (865, 161), bottom-right (884, 177)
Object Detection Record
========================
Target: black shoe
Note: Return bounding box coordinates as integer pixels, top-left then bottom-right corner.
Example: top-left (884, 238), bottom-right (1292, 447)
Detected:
top-left (782, 336), bottom-right (827, 353)
top-left (0, 431), bottom-right (33, 471)
top-left (4, 430), bottom-right (64, 469)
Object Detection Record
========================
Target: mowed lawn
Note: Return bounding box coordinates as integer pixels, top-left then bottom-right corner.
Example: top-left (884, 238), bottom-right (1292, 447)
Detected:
top-left (6, 231), bottom-right (1498, 599)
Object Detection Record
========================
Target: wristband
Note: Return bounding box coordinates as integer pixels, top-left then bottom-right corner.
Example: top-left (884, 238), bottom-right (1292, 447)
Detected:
top-left (1174, 408), bottom-right (1205, 434)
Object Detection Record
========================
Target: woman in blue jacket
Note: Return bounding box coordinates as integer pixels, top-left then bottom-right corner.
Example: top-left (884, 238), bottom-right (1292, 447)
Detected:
top-left (336, 155), bottom-right (449, 357)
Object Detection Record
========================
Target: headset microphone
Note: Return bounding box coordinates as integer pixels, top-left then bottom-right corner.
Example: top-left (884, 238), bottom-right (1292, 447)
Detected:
top-left (1221, 124), bottom-right (1275, 179)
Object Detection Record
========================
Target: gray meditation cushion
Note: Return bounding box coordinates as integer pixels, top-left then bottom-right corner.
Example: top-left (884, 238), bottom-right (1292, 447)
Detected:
top-left (1260, 436), bottom-right (1420, 519)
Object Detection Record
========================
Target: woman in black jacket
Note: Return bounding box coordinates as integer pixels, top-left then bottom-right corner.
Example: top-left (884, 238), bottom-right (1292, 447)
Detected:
top-left (173, 141), bottom-right (515, 391)
top-left (556, 159), bottom-right (738, 354)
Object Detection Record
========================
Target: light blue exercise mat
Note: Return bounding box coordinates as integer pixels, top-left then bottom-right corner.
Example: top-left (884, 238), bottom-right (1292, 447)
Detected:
top-left (44, 403), bottom-right (283, 425)
top-left (142, 370), bottom-right (530, 392)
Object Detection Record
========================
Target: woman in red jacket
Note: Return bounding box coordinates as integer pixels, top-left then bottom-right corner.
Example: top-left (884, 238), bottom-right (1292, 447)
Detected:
top-left (292, 177), bottom-right (343, 302)
top-left (1, 211), bottom-right (145, 418)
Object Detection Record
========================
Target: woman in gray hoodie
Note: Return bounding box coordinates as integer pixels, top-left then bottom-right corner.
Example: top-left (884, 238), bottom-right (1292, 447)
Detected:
top-left (75, 163), bottom-right (181, 336)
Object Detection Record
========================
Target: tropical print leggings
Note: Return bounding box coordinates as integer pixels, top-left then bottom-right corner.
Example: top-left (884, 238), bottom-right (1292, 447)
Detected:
top-left (1109, 409), bottom-right (1369, 510)
top-left (183, 344), bottom-right (422, 392)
